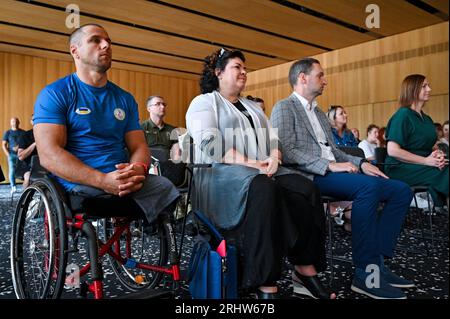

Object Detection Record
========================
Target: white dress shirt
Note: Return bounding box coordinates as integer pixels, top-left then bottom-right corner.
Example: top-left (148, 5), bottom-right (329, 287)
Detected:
top-left (293, 92), bottom-right (336, 162)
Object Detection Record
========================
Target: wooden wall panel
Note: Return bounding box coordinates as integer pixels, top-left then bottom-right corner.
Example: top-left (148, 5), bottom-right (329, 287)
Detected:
top-left (0, 51), bottom-right (199, 183)
top-left (245, 22), bottom-right (449, 139)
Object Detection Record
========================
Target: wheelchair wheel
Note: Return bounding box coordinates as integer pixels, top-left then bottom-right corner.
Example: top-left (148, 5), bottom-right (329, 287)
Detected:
top-left (102, 217), bottom-right (169, 291)
top-left (10, 180), bottom-right (68, 299)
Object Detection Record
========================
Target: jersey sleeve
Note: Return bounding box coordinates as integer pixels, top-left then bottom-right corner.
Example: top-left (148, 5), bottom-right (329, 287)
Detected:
top-left (124, 95), bottom-right (142, 133)
top-left (33, 87), bottom-right (67, 126)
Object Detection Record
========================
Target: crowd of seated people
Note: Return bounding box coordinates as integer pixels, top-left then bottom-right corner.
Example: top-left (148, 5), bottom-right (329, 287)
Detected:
top-left (10, 23), bottom-right (449, 300)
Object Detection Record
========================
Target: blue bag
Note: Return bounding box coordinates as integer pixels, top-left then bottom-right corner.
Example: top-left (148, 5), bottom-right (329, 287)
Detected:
top-left (188, 211), bottom-right (238, 299)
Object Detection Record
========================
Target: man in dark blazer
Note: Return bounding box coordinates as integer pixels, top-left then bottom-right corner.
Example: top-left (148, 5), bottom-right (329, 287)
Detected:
top-left (271, 57), bottom-right (414, 299)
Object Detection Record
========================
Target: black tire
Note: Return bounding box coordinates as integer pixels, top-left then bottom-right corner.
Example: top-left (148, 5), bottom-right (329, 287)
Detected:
top-left (10, 179), bottom-right (68, 299)
top-left (102, 217), bottom-right (169, 291)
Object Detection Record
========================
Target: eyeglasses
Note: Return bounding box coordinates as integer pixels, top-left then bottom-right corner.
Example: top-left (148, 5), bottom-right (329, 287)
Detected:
top-left (149, 102), bottom-right (167, 107)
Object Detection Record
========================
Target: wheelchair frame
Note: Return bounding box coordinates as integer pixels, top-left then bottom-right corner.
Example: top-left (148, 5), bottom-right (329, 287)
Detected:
top-left (10, 174), bottom-right (182, 299)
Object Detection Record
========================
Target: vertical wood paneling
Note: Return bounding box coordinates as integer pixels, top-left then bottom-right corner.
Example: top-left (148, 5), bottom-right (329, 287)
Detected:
top-left (245, 22), bottom-right (449, 139)
top-left (0, 51), bottom-right (199, 183)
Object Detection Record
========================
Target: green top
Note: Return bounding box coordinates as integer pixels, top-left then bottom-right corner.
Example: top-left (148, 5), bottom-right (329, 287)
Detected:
top-left (140, 119), bottom-right (177, 150)
top-left (386, 107), bottom-right (436, 160)
top-left (385, 106), bottom-right (448, 205)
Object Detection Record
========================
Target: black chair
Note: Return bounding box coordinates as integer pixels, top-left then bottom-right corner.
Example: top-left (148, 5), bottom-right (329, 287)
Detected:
top-left (337, 146), bottom-right (365, 158)
top-left (149, 146), bottom-right (188, 188)
top-left (376, 147), bottom-right (437, 254)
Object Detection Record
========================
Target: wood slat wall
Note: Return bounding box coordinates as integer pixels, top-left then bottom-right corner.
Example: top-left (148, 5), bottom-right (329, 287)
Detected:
top-left (40, 0), bottom-right (322, 60)
top-left (163, 0), bottom-right (375, 49)
top-left (292, 0), bottom-right (443, 36)
top-left (0, 51), bottom-right (199, 182)
top-left (0, 0), bottom-right (283, 71)
top-left (244, 22), bottom-right (449, 139)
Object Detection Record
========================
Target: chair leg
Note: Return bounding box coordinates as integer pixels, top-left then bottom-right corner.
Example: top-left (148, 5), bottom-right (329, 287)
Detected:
top-left (412, 193), bottom-right (432, 255)
top-left (325, 201), bottom-right (334, 287)
top-left (426, 191), bottom-right (435, 249)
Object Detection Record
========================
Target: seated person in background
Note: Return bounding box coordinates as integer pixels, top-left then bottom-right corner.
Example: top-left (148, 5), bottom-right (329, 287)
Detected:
top-left (17, 115), bottom-right (37, 188)
top-left (271, 57), bottom-right (414, 299)
top-left (441, 120), bottom-right (449, 146)
top-left (327, 105), bottom-right (359, 147)
top-left (386, 74), bottom-right (449, 208)
top-left (141, 95), bottom-right (181, 161)
top-left (33, 24), bottom-right (179, 224)
top-left (378, 126), bottom-right (387, 147)
top-left (358, 124), bottom-right (380, 162)
top-left (434, 122), bottom-right (443, 143)
top-left (247, 95), bottom-right (266, 113)
top-left (140, 95), bottom-right (186, 186)
top-left (350, 128), bottom-right (361, 143)
top-left (187, 48), bottom-right (335, 299)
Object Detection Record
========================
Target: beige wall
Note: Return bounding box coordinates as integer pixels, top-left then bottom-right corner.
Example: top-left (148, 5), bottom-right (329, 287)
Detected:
top-left (244, 22), bottom-right (449, 139)
top-left (0, 51), bottom-right (199, 183)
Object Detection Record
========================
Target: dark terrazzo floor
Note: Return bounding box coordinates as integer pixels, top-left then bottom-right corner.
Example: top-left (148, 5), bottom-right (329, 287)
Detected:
top-left (0, 184), bottom-right (448, 299)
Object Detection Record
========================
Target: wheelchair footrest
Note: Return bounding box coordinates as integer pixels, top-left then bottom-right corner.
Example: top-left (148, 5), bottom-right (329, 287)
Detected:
top-left (115, 289), bottom-right (173, 299)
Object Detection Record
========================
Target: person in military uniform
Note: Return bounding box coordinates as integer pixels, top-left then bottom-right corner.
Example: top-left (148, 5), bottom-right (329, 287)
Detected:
top-left (141, 95), bottom-right (181, 162)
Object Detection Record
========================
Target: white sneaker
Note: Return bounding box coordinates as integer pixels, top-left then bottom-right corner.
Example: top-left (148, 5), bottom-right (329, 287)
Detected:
top-left (10, 186), bottom-right (17, 195)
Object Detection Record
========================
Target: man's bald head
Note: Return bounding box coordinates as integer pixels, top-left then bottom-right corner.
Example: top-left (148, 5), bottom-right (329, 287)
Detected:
top-left (69, 23), bottom-right (105, 48)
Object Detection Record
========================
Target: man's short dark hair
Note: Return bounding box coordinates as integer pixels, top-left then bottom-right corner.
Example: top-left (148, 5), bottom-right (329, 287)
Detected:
top-left (69, 23), bottom-right (105, 47)
top-left (288, 57), bottom-right (320, 88)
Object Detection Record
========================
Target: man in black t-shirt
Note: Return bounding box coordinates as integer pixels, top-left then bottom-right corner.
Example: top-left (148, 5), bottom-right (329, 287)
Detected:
top-left (2, 117), bottom-right (25, 193)
top-left (17, 116), bottom-right (37, 188)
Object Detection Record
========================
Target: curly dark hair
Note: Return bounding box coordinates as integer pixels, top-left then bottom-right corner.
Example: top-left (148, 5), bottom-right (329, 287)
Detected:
top-left (200, 48), bottom-right (246, 94)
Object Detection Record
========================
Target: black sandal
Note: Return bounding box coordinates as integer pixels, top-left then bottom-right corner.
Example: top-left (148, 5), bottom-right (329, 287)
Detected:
top-left (292, 271), bottom-right (335, 299)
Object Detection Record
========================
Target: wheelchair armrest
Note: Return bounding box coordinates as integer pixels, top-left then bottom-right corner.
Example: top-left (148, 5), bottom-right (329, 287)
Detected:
top-left (30, 155), bottom-right (50, 181)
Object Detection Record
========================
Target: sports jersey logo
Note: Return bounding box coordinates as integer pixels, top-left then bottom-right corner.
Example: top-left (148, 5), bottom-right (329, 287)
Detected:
top-left (75, 107), bottom-right (91, 115)
top-left (114, 108), bottom-right (126, 121)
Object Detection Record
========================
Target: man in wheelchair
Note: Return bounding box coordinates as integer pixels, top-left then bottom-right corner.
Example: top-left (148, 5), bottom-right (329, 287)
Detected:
top-left (33, 23), bottom-right (179, 229)
top-left (11, 24), bottom-right (180, 299)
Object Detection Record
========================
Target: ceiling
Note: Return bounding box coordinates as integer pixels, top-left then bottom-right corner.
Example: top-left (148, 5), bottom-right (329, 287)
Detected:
top-left (0, 0), bottom-right (448, 79)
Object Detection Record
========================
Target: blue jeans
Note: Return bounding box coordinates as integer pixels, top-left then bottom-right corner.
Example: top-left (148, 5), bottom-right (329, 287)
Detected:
top-left (314, 172), bottom-right (413, 269)
top-left (8, 153), bottom-right (18, 188)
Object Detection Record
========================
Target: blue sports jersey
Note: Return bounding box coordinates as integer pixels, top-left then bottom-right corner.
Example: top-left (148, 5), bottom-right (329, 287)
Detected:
top-left (34, 73), bottom-right (141, 191)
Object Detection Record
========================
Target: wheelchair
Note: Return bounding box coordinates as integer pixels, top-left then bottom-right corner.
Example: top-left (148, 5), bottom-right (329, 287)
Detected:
top-left (10, 157), bottom-right (181, 299)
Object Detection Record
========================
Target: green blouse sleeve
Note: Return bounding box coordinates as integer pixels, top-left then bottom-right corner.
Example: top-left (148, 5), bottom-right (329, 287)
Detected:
top-left (386, 109), bottom-right (411, 147)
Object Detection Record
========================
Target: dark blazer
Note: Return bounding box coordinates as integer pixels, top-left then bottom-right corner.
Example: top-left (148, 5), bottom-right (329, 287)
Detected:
top-left (271, 93), bottom-right (362, 180)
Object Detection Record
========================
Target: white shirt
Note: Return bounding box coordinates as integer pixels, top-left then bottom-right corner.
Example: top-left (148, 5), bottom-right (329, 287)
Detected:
top-left (293, 92), bottom-right (336, 162)
top-left (358, 139), bottom-right (377, 159)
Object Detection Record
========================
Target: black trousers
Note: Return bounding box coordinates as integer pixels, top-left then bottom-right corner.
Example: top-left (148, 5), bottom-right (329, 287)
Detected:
top-left (224, 174), bottom-right (326, 289)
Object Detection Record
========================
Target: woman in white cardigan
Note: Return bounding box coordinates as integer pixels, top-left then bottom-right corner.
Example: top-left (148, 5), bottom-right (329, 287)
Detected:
top-left (186, 48), bottom-right (335, 299)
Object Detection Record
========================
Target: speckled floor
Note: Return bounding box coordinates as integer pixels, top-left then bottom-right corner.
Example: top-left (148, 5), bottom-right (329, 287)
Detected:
top-left (0, 184), bottom-right (448, 299)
